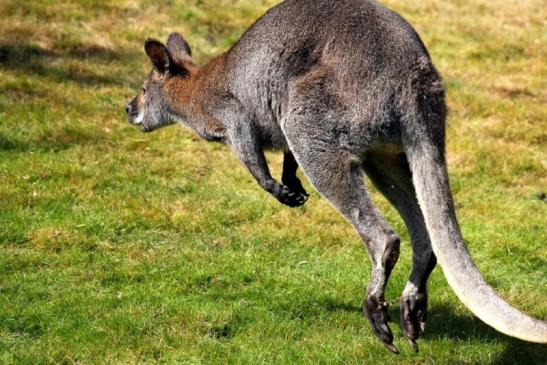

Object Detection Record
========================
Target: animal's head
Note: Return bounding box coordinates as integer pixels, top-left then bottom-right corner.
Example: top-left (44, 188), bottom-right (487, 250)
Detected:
top-left (126, 32), bottom-right (194, 132)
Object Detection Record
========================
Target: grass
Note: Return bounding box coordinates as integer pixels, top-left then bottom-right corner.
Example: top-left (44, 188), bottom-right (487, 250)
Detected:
top-left (0, 0), bottom-right (546, 363)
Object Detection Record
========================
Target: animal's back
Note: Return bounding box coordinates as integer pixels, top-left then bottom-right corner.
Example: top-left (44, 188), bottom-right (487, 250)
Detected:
top-left (227, 0), bottom-right (437, 122)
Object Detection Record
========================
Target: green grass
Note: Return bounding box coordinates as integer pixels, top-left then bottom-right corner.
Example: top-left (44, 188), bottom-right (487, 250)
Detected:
top-left (1, 0), bottom-right (546, 363)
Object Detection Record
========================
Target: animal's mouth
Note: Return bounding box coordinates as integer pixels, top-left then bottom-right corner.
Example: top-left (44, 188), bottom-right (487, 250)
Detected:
top-left (127, 114), bottom-right (152, 132)
top-left (127, 113), bottom-right (143, 126)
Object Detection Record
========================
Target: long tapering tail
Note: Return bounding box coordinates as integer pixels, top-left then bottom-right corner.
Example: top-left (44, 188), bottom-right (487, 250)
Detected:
top-left (404, 134), bottom-right (547, 343)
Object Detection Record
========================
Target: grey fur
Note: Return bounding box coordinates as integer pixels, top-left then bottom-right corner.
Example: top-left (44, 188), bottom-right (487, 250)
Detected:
top-left (126, 0), bottom-right (547, 351)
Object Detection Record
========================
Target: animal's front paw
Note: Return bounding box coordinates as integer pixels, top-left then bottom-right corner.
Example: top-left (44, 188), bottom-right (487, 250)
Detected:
top-left (282, 175), bottom-right (309, 199)
top-left (275, 184), bottom-right (309, 207)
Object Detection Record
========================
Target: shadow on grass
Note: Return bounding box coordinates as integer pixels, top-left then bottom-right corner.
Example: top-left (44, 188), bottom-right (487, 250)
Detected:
top-left (419, 304), bottom-right (547, 364)
top-left (0, 41), bottom-right (140, 87)
top-left (314, 297), bottom-right (546, 364)
top-left (0, 37), bottom-right (133, 152)
top-left (321, 297), bottom-right (362, 314)
top-left (0, 127), bottom-right (109, 153)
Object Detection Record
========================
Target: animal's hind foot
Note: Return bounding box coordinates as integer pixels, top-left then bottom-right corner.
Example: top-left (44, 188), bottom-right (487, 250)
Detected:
top-left (363, 296), bottom-right (399, 354)
top-left (400, 292), bottom-right (428, 352)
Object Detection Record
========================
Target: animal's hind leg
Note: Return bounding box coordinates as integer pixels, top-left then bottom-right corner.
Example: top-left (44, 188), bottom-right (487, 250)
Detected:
top-left (363, 150), bottom-right (436, 351)
top-left (283, 126), bottom-right (401, 353)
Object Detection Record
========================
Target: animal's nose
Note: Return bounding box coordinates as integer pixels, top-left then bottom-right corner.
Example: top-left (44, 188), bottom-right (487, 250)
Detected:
top-left (125, 104), bottom-right (131, 114)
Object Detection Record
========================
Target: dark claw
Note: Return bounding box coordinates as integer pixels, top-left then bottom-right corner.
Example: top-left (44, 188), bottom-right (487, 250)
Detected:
top-left (400, 293), bottom-right (428, 351)
top-left (408, 339), bottom-right (419, 353)
top-left (275, 184), bottom-right (309, 207)
top-left (384, 343), bottom-right (400, 354)
top-left (363, 296), bottom-right (396, 353)
top-left (282, 175), bottom-right (309, 199)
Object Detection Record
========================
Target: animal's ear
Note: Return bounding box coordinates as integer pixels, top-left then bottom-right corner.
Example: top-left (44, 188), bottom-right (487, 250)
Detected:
top-left (167, 32), bottom-right (192, 61)
top-left (144, 39), bottom-right (171, 74)
top-left (167, 32), bottom-right (193, 64)
top-left (164, 32), bottom-right (194, 76)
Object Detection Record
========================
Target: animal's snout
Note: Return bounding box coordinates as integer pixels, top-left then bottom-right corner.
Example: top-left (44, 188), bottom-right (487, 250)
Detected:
top-left (125, 103), bottom-right (132, 115)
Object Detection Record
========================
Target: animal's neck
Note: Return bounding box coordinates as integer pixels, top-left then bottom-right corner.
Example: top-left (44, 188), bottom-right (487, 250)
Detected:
top-left (165, 55), bottom-right (229, 141)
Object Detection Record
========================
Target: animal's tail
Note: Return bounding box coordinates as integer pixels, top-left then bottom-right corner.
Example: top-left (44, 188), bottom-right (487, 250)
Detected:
top-left (401, 71), bottom-right (547, 343)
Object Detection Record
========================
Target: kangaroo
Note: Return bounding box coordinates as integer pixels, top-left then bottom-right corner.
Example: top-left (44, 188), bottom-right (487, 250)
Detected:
top-left (125, 0), bottom-right (547, 353)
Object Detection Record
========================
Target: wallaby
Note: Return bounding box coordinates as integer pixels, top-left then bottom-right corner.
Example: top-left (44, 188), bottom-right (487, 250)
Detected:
top-left (126, 0), bottom-right (547, 353)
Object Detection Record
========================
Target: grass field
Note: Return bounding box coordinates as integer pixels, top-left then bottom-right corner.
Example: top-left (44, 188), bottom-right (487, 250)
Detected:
top-left (1, 0), bottom-right (546, 363)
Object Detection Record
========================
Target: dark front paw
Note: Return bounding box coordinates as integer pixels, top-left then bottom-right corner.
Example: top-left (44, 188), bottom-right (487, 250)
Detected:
top-left (282, 175), bottom-right (309, 198)
top-left (274, 184), bottom-right (309, 207)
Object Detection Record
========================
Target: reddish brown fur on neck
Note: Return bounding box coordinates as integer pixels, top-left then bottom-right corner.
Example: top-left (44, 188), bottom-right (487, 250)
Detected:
top-left (163, 55), bottom-right (228, 138)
